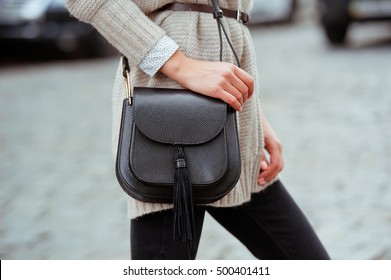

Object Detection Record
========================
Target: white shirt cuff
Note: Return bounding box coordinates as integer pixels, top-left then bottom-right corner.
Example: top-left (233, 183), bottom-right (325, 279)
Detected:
top-left (139, 35), bottom-right (179, 77)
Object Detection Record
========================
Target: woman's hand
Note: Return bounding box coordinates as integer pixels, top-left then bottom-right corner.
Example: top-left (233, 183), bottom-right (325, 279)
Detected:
top-left (160, 50), bottom-right (254, 111)
top-left (258, 113), bottom-right (284, 185)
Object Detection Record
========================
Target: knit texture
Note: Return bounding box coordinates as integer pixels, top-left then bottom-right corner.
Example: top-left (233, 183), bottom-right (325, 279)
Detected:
top-left (66, 0), bottom-right (278, 219)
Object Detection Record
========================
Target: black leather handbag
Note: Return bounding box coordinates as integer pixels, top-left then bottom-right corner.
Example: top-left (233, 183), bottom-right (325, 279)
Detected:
top-left (116, 58), bottom-right (241, 244)
top-left (116, 85), bottom-right (241, 205)
top-left (115, 0), bottom-right (242, 246)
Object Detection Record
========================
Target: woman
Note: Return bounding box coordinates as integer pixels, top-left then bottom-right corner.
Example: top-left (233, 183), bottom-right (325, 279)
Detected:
top-left (66, 0), bottom-right (330, 260)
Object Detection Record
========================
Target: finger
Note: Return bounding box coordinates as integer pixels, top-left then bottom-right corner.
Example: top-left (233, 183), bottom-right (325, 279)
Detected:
top-left (260, 160), bottom-right (269, 171)
top-left (261, 157), bottom-right (284, 182)
top-left (265, 162), bottom-right (282, 182)
top-left (258, 163), bottom-right (277, 183)
top-left (268, 146), bottom-right (284, 180)
top-left (258, 151), bottom-right (283, 182)
top-left (223, 81), bottom-right (244, 106)
top-left (234, 67), bottom-right (254, 98)
top-left (257, 172), bottom-right (266, 184)
top-left (258, 156), bottom-right (269, 185)
top-left (229, 74), bottom-right (249, 103)
top-left (258, 178), bottom-right (266, 185)
top-left (218, 89), bottom-right (242, 111)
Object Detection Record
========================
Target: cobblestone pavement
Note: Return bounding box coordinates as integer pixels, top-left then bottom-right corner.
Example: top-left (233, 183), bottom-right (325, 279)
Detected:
top-left (1, 21), bottom-right (391, 260)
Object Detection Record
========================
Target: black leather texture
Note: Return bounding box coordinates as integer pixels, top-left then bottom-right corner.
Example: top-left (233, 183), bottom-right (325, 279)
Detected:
top-left (116, 87), bottom-right (241, 204)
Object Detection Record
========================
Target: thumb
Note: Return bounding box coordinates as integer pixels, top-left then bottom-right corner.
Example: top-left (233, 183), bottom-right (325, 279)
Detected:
top-left (260, 155), bottom-right (269, 172)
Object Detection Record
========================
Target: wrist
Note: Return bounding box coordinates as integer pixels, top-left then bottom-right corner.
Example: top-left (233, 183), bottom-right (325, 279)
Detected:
top-left (160, 50), bottom-right (190, 85)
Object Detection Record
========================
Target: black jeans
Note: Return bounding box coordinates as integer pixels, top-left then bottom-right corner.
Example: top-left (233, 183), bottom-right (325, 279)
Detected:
top-left (131, 180), bottom-right (330, 260)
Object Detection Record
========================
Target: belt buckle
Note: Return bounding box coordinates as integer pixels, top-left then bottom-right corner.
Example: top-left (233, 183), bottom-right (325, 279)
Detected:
top-left (237, 9), bottom-right (249, 24)
top-left (236, 9), bottom-right (243, 23)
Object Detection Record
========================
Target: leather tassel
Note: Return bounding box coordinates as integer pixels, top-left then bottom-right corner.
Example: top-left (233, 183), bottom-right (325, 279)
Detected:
top-left (173, 145), bottom-right (195, 248)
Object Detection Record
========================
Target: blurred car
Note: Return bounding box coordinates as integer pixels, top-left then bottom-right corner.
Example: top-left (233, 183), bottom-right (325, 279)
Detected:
top-left (318, 0), bottom-right (391, 44)
top-left (250, 0), bottom-right (297, 25)
top-left (0, 0), bottom-right (111, 56)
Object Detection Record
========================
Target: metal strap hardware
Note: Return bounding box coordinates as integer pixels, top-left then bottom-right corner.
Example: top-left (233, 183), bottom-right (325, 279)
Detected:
top-left (122, 56), bottom-right (133, 105)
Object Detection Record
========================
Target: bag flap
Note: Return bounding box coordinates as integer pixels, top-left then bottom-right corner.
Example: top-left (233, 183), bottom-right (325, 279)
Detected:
top-left (130, 126), bottom-right (228, 186)
top-left (133, 87), bottom-right (227, 145)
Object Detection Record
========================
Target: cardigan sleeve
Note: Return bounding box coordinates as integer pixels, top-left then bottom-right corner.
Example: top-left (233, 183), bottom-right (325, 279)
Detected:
top-left (65, 0), bottom-right (167, 68)
top-left (139, 35), bottom-right (179, 77)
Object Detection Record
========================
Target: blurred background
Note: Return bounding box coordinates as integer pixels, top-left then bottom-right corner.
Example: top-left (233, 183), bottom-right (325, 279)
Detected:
top-left (1, 0), bottom-right (390, 260)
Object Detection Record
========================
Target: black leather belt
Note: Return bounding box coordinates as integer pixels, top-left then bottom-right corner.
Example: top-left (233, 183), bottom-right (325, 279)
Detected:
top-left (160, 3), bottom-right (250, 25)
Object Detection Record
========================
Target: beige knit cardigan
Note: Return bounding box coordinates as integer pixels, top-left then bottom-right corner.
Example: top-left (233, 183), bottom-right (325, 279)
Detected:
top-left (66, 0), bottom-right (277, 219)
